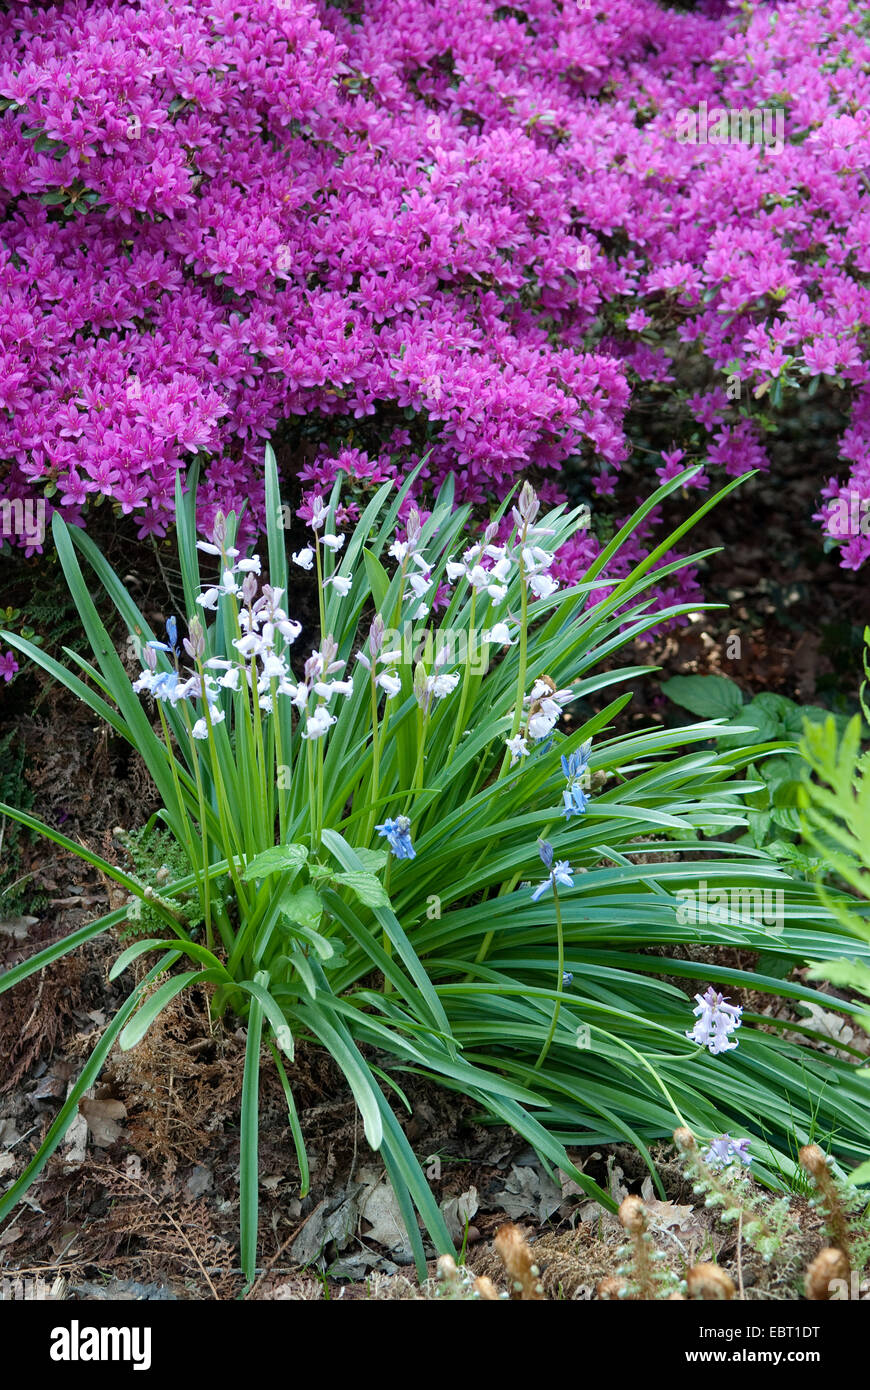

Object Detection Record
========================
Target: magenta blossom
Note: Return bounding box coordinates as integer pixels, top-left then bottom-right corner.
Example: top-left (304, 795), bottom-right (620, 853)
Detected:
top-left (0, 651), bottom-right (19, 682)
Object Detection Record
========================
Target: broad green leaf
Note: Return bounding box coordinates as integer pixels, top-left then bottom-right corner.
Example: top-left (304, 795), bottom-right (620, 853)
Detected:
top-left (243, 843), bottom-right (308, 880)
top-left (662, 674), bottom-right (744, 719)
top-left (334, 869), bottom-right (390, 908)
top-left (292, 923), bottom-right (335, 961)
top-left (290, 945), bottom-right (318, 1000)
top-left (280, 885), bottom-right (325, 929)
top-left (352, 847), bottom-right (389, 872)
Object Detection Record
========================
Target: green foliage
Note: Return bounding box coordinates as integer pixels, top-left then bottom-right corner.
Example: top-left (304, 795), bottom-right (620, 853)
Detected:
top-left (3, 454), bottom-right (870, 1284)
top-left (113, 824), bottom-right (206, 940)
top-left (799, 629), bottom-right (870, 1183)
top-left (661, 674), bottom-right (744, 721)
top-left (663, 674), bottom-right (845, 868)
top-left (675, 1130), bottom-right (799, 1266)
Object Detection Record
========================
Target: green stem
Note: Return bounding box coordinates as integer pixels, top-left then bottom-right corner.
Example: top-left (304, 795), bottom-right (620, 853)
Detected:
top-left (474, 819), bottom-right (555, 971)
top-left (383, 854), bottom-right (393, 992)
top-left (534, 881), bottom-right (564, 1071)
top-left (316, 736), bottom-right (325, 844)
top-left (177, 697), bottom-right (214, 952)
top-left (307, 735), bottom-right (319, 850)
top-left (156, 703), bottom-right (203, 906)
top-left (201, 698), bottom-right (251, 920)
top-left (248, 655), bottom-right (270, 844)
top-left (445, 589), bottom-right (476, 768)
top-left (405, 707), bottom-right (429, 814)
top-left (314, 538), bottom-right (327, 649)
top-left (363, 665), bottom-right (381, 844)
top-left (272, 677), bottom-right (289, 843)
top-left (500, 551), bottom-right (529, 777)
top-left (225, 594), bottom-right (257, 852)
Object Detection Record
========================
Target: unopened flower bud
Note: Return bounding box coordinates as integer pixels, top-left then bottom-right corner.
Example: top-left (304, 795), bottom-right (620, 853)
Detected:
top-left (413, 663), bottom-right (430, 713)
top-left (369, 614), bottom-right (385, 659)
top-left (184, 616), bottom-right (205, 661)
top-left (515, 480), bottom-right (540, 527)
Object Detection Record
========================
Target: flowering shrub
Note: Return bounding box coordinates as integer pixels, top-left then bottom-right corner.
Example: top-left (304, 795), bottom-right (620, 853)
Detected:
top-left (2, 451), bottom-right (869, 1279)
top-left (2, 0), bottom-right (870, 573)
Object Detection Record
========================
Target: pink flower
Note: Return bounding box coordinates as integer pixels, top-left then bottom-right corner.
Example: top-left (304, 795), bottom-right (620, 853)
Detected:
top-left (0, 651), bottom-right (19, 682)
top-left (0, 0), bottom-right (867, 581)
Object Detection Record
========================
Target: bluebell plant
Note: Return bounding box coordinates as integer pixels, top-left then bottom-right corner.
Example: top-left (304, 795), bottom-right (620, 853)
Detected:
top-left (2, 452), bottom-right (870, 1283)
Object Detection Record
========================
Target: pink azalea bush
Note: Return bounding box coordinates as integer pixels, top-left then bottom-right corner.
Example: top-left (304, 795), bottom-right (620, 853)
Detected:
top-left (1, 0), bottom-right (869, 571)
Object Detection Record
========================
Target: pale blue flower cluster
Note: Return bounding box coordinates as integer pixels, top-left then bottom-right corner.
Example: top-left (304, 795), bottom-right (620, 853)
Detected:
top-left (531, 839), bottom-right (574, 902)
top-left (561, 740), bottom-right (591, 819)
top-left (686, 986), bottom-right (743, 1055)
top-left (376, 815), bottom-right (416, 860)
top-left (131, 522), bottom-right (356, 740)
top-left (701, 1134), bottom-right (752, 1170)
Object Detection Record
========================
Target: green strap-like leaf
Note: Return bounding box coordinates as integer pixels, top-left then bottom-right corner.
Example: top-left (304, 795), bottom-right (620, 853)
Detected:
top-left (0, 801), bottom-right (191, 941)
top-left (0, 905), bottom-right (127, 996)
top-left (240, 989), bottom-right (264, 1284)
top-left (119, 969), bottom-right (216, 1050)
top-left (297, 998), bottom-right (384, 1148)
